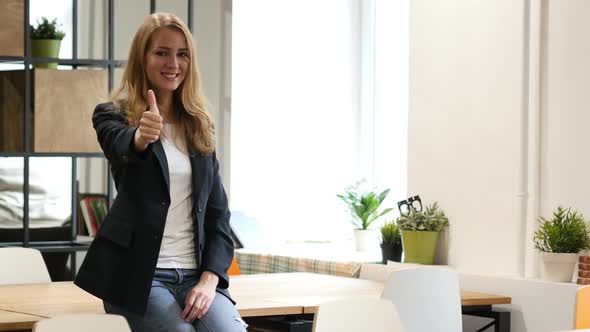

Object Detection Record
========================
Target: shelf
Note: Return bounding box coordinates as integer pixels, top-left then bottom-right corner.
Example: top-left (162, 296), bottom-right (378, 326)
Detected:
top-left (0, 56), bottom-right (26, 64)
top-left (0, 68), bottom-right (108, 153)
top-left (0, 0), bottom-right (23, 57)
top-left (0, 57), bottom-right (126, 67)
top-left (0, 152), bottom-right (104, 158)
top-left (0, 241), bottom-right (91, 253)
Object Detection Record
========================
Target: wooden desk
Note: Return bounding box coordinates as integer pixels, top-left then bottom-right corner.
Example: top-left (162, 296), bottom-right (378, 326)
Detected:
top-left (231, 273), bottom-right (511, 314)
top-left (0, 310), bottom-right (44, 331)
top-left (0, 272), bottom-right (511, 331)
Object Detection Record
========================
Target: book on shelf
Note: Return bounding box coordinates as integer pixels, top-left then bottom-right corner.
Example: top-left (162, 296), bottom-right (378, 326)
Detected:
top-left (77, 193), bottom-right (107, 237)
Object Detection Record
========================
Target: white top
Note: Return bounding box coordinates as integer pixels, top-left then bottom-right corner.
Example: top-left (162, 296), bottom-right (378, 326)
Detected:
top-left (156, 123), bottom-right (197, 269)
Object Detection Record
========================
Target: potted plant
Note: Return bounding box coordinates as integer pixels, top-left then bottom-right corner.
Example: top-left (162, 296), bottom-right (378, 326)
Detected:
top-left (337, 184), bottom-right (393, 251)
top-left (397, 202), bottom-right (448, 264)
top-left (380, 220), bottom-right (402, 263)
top-left (30, 17), bottom-right (65, 69)
top-left (534, 206), bottom-right (590, 282)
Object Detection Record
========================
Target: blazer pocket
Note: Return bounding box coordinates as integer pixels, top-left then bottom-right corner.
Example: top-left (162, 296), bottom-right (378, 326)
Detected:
top-left (97, 217), bottom-right (134, 248)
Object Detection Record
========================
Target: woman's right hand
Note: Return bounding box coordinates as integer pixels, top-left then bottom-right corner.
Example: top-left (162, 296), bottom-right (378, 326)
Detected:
top-left (134, 89), bottom-right (163, 152)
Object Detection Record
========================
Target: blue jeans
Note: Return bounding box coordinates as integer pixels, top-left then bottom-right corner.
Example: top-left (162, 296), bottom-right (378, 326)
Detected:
top-left (104, 268), bottom-right (247, 332)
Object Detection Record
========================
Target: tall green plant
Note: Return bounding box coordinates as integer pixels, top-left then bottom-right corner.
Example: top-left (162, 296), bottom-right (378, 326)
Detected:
top-left (30, 17), bottom-right (65, 40)
top-left (533, 206), bottom-right (590, 253)
top-left (337, 187), bottom-right (393, 230)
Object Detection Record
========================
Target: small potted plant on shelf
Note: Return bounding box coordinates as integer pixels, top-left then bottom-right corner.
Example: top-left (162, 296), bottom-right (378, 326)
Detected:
top-left (397, 202), bottom-right (448, 264)
top-left (534, 206), bottom-right (590, 282)
top-left (379, 220), bottom-right (402, 263)
top-left (337, 181), bottom-right (393, 251)
top-left (30, 17), bottom-right (65, 69)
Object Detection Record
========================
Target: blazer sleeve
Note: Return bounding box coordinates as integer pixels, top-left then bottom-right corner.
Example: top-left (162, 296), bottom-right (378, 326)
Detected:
top-left (202, 152), bottom-right (233, 289)
top-left (92, 102), bottom-right (152, 165)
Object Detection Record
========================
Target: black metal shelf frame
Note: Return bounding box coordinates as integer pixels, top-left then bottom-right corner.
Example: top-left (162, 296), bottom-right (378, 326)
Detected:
top-left (0, 242), bottom-right (91, 253)
top-left (2, 0), bottom-right (195, 280)
top-left (0, 152), bottom-right (105, 157)
top-left (0, 57), bottom-right (126, 67)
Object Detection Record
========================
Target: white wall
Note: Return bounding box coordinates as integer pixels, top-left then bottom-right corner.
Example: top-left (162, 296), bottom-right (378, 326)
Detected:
top-left (411, 0), bottom-right (590, 279)
top-left (540, 1), bottom-right (590, 242)
top-left (409, 0), bottom-right (528, 276)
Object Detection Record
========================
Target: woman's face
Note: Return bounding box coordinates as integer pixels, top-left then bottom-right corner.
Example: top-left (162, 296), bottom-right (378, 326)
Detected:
top-left (145, 27), bottom-right (189, 95)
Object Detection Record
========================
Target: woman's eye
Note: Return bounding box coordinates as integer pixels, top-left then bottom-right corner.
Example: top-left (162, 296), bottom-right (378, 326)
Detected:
top-left (156, 51), bottom-right (167, 56)
top-left (178, 52), bottom-right (189, 58)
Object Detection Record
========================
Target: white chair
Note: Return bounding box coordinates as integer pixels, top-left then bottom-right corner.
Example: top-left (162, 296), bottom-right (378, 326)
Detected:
top-left (0, 247), bottom-right (51, 284)
top-left (313, 298), bottom-right (405, 332)
top-left (381, 267), bottom-right (462, 332)
top-left (33, 314), bottom-right (131, 332)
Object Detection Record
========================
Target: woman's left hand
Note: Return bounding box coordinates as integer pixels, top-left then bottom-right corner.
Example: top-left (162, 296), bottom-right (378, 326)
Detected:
top-left (182, 271), bottom-right (219, 322)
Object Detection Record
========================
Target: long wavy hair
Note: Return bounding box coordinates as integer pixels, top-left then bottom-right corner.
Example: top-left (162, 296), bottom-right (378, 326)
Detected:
top-left (111, 13), bottom-right (214, 155)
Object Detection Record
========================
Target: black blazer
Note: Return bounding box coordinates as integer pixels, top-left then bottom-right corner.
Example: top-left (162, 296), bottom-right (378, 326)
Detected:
top-left (74, 102), bottom-right (234, 315)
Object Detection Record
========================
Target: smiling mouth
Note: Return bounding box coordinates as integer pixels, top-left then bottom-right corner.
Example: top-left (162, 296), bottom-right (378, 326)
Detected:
top-left (162, 72), bottom-right (179, 80)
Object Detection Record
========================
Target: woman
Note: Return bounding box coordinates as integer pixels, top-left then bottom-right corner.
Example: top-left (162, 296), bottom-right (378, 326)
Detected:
top-left (75, 13), bottom-right (247, 332)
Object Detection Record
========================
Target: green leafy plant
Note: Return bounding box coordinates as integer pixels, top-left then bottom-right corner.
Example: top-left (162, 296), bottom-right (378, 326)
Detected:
top-left (397, 202), bottom-right (449, 231)
top-left (30, 17), bottom-right (65, 40)
top-left (380, 221), bottom-right (401, 245)
top-left (533, 206), bottom-right (590, 253)
top-left (337, 185), bottom-right (393, 230)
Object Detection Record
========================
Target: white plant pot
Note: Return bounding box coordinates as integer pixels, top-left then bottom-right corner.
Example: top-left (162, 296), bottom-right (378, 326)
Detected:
top-left (540, 252), bottom-right (578, 282)
top-left (353, 229), bottom-right (377, 251)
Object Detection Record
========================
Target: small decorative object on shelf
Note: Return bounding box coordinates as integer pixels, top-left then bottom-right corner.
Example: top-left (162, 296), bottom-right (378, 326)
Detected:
top-left (78, 193), bottom-right (108, 237)
top-left (30, 17), bottom-right (65, 68)
top-left (337, 179), bottom-right (393, 252)
top-left (397, 199), bottom-right (449, 264)
top-left (534, 206), bottom-right (590, 283)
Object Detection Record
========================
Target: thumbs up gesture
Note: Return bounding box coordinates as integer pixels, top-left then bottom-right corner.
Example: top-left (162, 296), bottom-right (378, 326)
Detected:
top-left (134, 89), bottom-right (163, 152)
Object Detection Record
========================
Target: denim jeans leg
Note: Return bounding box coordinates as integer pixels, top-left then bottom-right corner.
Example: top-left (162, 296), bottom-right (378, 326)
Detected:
top-left (192, 294), bottom-right (248, 332)
top-left (104, 300), bottom-right (160, 332)
top-left (176, 270), bottom-right (247, 332)
top-left (104, 277), bottom-right (197, 332)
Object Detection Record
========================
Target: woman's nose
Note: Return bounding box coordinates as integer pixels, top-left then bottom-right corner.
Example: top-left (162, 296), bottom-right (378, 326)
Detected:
top-left (166, 55), bottom-right (179, 68)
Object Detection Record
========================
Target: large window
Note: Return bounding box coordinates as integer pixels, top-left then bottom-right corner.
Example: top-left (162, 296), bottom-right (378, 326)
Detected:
top-left (230, 0), bottom-right (408, 243)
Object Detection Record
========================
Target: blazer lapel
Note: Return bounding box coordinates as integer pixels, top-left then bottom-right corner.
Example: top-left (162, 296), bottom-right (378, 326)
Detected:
top-left (152, 140), bottom-right (170, 195)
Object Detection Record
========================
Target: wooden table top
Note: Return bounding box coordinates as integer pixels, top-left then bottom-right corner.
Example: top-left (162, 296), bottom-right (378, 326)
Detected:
top-left (0, 309), bottom-right (46, 331)
top-left (0, 272), bottom-right (511, 331)
top-left (230, 273), bottom-right (511, 314)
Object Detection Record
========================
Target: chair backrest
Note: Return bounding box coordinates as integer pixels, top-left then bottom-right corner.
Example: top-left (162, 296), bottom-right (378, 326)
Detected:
top-left (576, 285), bottom-right (590, 328)
top-left (381, 267), bottom-right (462, 332)
top-left (360, 262), bottom-right (435, 282)
top-left (313, 298), bottom-right (405, 332)
top-left (0, 247), bottom-right (51, 284)
top-left (228, 256), bottom-right (241, 275)
top-left (33, 314), bottom-right (130, 332)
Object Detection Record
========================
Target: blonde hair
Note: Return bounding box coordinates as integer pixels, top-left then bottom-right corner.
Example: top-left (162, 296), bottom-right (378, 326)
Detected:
top-left (111, 13), bottom-right (214, 155)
